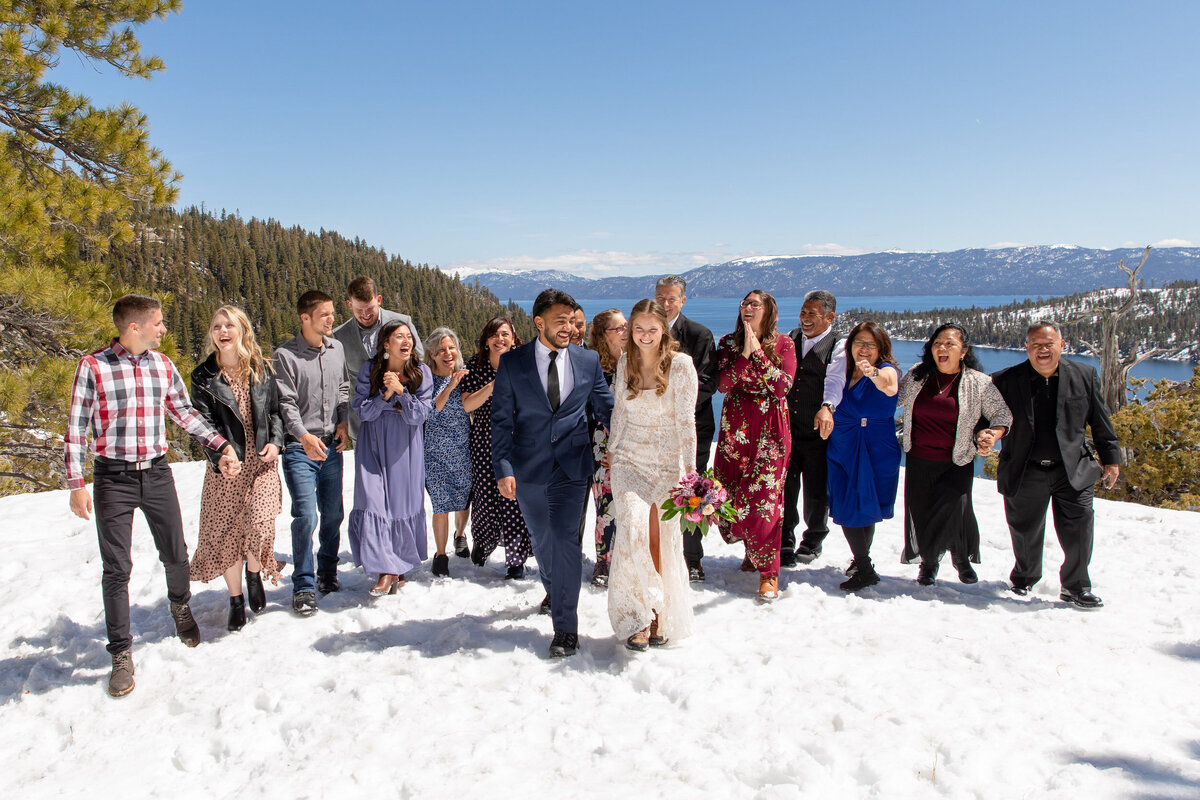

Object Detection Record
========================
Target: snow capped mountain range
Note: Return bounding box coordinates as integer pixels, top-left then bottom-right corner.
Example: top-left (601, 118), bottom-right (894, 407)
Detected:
top-left (464, 246), bottom-right (1200, 300)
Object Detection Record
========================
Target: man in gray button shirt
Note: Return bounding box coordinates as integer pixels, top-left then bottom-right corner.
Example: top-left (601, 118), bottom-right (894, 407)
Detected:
top-left (274, 290), bottom-right (350, 616)
top-left (332, 275), bottom-right (422, 442)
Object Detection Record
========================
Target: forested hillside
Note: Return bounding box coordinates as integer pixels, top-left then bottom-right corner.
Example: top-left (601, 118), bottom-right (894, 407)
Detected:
top-left (109, 207), bottom-right (534, 358)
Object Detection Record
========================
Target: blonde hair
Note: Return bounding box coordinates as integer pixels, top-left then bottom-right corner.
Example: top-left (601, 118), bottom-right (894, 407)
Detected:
top-left (204, 305), bottom-right (272, 383)
top-left (624, 299), bottom-right (677, 399)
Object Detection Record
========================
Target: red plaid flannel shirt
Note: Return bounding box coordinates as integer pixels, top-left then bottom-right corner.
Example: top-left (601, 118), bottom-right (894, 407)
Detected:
top-left (65, 339), bottom-right (228, 490)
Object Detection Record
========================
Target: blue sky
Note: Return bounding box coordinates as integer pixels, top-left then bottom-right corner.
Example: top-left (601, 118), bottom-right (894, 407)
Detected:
top-left (54, 1), bottom-right (1200, 277)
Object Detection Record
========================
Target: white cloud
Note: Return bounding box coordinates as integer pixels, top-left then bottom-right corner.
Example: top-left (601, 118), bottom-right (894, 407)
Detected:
top-left (985, 241), bottom-right (1032, 249)
top-left (1151, 238), bottom-right (1197, 247)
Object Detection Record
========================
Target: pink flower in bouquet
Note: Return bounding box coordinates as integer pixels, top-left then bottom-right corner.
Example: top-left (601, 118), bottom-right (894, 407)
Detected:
top-left (685, 508), bottom-right (703, 523)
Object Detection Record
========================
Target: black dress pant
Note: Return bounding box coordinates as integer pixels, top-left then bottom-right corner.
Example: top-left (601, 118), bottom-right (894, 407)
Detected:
top-left (1003, 462), bottom-right (1095, 592)
top-left (842, 525), bottom-right (875, 564)
top-left (781, 435), bottom-right (830, 554)
top-left (93, 459), bottom-right (192, 654)
top-left (682, 417), bottom-right (715, 567)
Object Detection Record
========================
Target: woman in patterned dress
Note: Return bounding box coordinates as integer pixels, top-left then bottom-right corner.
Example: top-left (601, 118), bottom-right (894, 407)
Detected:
top-left (190, 305), bottom-right (284, 631)
top-left (460, 317), bottom-right (533, 579)
top-left (586, 308), bottom-right (627, 586)
top-left (714, 290), bottom-right (797, 602)
top-left (423, 327), bottom-right (472, 578)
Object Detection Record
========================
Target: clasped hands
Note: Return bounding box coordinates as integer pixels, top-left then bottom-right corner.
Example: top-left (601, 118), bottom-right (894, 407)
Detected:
top-left (383, 371), bottom-right (406, 401)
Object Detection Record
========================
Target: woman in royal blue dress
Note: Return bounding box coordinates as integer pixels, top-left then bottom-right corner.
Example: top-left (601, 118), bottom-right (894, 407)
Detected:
top-left (348, 320), bottom-right (435, 596)
top-left (825, 321), bottom-right (902, 592)
top-left (423, 326), bottom-right (472, 579)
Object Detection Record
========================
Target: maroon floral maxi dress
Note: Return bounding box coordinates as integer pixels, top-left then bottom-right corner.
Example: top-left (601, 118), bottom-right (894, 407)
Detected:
top-left (714, 333), bottom-right (797, 579)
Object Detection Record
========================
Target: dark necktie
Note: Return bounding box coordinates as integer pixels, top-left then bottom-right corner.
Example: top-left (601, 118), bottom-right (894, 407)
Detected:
top-left (547, 350), bottom-right (560, 411)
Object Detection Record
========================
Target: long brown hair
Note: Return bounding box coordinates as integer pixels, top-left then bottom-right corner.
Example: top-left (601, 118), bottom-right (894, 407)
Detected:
top-left (732, 289), bottom-right (782, 367)
top-left (369, 321), bottom-right (424, 400)
top-left (844, 321), bottom-right (896, 377)
top-left (587, 308), bottom-right (623, 373)
top-left (473, 316), bottom-right (521, 368)
top-left (624, 299), bottom-right (677, 399)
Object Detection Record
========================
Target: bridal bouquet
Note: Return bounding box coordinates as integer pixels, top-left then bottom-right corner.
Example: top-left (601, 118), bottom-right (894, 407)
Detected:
top-left (660, 469), bottom-right (737, 536)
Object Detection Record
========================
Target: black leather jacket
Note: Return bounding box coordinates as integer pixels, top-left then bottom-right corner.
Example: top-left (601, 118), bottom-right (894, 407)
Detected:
top-left (190, 353), bottom-right (285, 471)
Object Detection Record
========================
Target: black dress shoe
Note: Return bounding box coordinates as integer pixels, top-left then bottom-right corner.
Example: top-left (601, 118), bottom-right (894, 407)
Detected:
top-left (549, 631), bottom-right (578, 658)
top-left (687, 563), bottom-right (705, 583)
top-left (292, 591), bottom-right (318, 616)
top-left (952, 558), bottom-right (978, 584)
top-left (316, 571), bottom-right (340, 595)
top-left (796, 543), bottom-right (823, 563)
top-left (1060, 589), bottom-right (1104, 609)
top-left (539, 594), bottom-right (552, 615)
top-left (245, 566), bottom-right (266, 613)
top-left (227, 595), bottom-right (246, 632)
top-left (839, 563), bottom-right (879, 592)
top-left (1011, 582), bottom-right (1034, 596)
top-left (470, 543), bottom-right (486, 567)
top-left (505, 565), bottom-right (526, 580)
top-left (917, 561), bottom-right (938, 586)
top-left (432, 554), bottom-right (450, 577)
top-left (453, 535), bottom-right (470, 559)
top-left (780, 549), bottom-right (798, 568)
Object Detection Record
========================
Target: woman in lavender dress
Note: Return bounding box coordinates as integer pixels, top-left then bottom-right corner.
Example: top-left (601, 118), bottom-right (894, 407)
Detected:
top-left (348, 320), bottom-right (435, 596)
top-left (423, 326), bottom-right (472, 578)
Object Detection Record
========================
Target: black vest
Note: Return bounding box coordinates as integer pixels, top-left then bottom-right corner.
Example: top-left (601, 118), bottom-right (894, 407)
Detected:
top-left (787, 329), bottom-right (837, 440)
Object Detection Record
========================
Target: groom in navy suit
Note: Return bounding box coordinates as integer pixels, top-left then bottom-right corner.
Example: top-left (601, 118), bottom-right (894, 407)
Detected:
top-left (492, 289), bottom-right (614, 657)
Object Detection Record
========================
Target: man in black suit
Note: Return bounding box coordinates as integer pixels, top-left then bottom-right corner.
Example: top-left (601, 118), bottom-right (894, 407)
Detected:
top-left (655, 275), bottom-right (718, 582)
top-left (781, 290), bottom-right (846, 566)
top-left (990, 320), bottom-right (1121, 609)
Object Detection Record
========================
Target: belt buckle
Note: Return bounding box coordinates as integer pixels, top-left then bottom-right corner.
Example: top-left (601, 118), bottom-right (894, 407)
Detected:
top-left (1038, 459), bottom-right (1054, 468)
top-left (134, 459), bottom-right (153, 470)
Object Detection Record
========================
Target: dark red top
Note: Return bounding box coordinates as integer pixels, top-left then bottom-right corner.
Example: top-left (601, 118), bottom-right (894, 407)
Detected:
top-left (910, 374), bottom-right (959, 461)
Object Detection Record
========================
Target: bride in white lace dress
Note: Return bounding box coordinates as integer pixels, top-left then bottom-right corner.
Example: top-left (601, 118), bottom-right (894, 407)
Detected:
top-left (607, 299), bottom-right (698, 651)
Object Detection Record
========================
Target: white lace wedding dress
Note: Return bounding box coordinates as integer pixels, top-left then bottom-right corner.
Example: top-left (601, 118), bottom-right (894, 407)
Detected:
top-left (607, 352), bottom-right (698, 641)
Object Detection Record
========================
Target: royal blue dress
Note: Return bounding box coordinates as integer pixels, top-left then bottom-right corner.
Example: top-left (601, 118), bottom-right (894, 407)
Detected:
top-left (424, 373), bottom-right (472, 513)
top-left (348, 362), bottom-right (434, 575)
top-left (826, 364), bottom-right (902, 527)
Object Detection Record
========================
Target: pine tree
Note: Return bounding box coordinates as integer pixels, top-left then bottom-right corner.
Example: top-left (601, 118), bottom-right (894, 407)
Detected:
top-left (0, 1), bottom-right (182, 492)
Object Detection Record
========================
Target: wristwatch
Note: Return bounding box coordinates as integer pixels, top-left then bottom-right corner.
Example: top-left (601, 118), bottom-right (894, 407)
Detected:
top-left (821, 402), bottom-right (836, 413)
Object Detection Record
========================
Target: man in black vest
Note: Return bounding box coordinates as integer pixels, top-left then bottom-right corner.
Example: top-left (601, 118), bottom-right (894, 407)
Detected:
top-left (655, 275), bottom-right (718, 582)
top-left (781, 290), bottom-right (846, 566)
top-left (990, 320), bottom-right (1121, 608)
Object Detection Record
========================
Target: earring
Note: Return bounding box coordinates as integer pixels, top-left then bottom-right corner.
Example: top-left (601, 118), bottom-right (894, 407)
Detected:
top-left (383, 352), bottom-right (390, 360)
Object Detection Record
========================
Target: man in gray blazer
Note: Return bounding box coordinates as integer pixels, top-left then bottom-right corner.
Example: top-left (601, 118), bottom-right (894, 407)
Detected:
top-left (331, 275), bottom-right (423, 442)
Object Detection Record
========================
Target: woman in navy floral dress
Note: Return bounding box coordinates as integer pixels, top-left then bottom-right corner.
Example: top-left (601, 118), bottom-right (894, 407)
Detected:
top-left (423, 327), bottom-right (472, 578)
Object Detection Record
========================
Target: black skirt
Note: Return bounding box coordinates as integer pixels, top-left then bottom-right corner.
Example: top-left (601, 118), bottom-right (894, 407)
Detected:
top-left (901, 455), bottom-right (980, 564)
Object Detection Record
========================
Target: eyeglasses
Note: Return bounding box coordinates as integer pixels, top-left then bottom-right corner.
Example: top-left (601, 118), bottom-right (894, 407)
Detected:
top-left (852, 340), bottom-right (879, 350)
top-left (606, 324), bottom-right (627, 333)
top-left (740, 300), bottom-right (763, 309)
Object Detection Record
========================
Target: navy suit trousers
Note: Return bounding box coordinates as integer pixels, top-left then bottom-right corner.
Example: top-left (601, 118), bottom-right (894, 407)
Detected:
top-left (516, 465), bottom-right (590, 634)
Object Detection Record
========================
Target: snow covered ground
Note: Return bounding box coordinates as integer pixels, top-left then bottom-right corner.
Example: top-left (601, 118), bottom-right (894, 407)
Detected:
top-left (2, 456), bottom-right (1198, 799)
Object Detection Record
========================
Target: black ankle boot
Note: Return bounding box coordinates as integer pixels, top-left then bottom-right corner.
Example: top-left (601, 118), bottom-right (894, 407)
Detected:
top-left (917, 561), bottom-right (938, 586)
top-left (228, 595), bottom-right (247, 631)
top-left (245, 566), bottom-right (266, 613)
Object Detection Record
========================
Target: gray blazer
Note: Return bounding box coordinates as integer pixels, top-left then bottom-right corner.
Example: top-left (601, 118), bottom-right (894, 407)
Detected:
top-left (898, 366), bottom-right (1013, 466)
top-left (332, 307), bottom-right (422, 440)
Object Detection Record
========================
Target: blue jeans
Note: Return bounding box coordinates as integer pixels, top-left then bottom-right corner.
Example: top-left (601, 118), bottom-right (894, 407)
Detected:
top-left (282, 443), bottom-right (344, 593)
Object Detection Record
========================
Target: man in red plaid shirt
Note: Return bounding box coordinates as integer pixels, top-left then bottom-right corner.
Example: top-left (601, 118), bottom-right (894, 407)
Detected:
top-left (66, 294), bottom-right (241, 697)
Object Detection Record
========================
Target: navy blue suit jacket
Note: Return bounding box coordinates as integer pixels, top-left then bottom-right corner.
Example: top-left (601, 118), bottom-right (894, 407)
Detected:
top-left (491, 341), bottom-right (614, 485)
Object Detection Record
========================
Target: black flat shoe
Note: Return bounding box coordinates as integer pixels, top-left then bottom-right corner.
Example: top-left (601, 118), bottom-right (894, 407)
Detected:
top-left (1060, 589), bottom-right (1104, 609)
top-left (917, 561), bottom-right (938, 586)
top-left (1011, 582), bottom-right (1034, 596)
top-left (227, 595), bottom-right (246, 632)
top-left (839, 564), bottom-right (879, 592)
top-left (549, 631), bottom-right (578, 658)
top-left (796, 543), bottom-right (823, 563)
top-left (505, 565), bottom-right (526, 580)
top-left (454, 535), bottom-right (470, 559)
top-left (953, 558), bottom-right (978, 584)
top-left (470, 543), bottom-right (486, 567)
top-left (539, 594), bottom-right (552, 615)
top-left (780, 549), bottom-right (798, 568)
top-left (432, 554), bottom-right (450, 578)
top-left (245, 566), bottom-right (266, 613)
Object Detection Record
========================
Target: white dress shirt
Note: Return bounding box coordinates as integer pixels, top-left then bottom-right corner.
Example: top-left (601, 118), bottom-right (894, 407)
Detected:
top-left (534, 337), bottom-right (574, 401)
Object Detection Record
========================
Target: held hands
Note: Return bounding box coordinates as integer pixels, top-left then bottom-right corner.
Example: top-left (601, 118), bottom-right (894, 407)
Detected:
top-left (814, 406), bottom-right (834, 440)
top-left (497, 476), bottom-right (517, 500)
top-left (218, 445), bottom-right (242, 477)
top-left (974, 427), bottom-right (1006, 457)
top-left (1101, 464), bottom-right (1120, 490)
top-left (69, 488), bottom-right (93, 520)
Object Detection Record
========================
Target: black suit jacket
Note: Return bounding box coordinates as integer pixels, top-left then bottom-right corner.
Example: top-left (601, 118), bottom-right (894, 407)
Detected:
top-left (671, 313), bottom-right (717, 437)
top-left (991, 358), bottom-right (1122, 496)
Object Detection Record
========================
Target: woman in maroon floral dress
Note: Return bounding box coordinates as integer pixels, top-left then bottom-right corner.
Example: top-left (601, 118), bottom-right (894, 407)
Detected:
top-left (714, 289), bottom-right (797, 602)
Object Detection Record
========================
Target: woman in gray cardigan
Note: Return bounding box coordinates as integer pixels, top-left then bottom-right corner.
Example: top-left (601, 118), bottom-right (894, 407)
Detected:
top-left (897, 324), bottom-right (1012, 586)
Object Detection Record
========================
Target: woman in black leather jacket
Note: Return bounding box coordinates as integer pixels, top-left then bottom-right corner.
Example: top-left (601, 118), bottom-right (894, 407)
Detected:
top-left (189, 305), bottom-right (286, 631)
